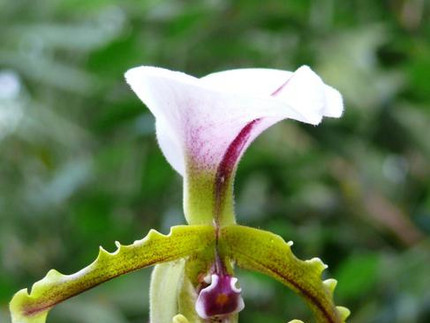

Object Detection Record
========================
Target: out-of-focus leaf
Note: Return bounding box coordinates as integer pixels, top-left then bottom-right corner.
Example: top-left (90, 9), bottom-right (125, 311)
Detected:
top-left (334, 253), bottom-right (379, 301)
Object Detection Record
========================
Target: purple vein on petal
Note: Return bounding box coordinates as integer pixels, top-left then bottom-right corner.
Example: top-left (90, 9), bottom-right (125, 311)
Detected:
top-left (213, 119), bottom-right (261, 227)
top-left (271, 77), bottom-right (292, 97)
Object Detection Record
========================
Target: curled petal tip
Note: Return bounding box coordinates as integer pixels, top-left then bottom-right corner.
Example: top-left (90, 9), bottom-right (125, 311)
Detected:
top-left (323, 85), bottom-right (344, 118)
top-left (230, 277), bottom-right (242, 293)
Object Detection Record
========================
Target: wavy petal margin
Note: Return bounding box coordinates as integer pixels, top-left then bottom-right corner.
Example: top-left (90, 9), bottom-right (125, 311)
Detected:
top-left (219, 225), bottom-right (350, 323)
top-left (10, 225), bottom-right (215, 323)
top-left (10, 224), bottom-right (349, 322)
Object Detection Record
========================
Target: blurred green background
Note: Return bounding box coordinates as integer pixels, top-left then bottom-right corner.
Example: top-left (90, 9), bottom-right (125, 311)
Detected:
top-left (1, 0), bottom-right (429, 322)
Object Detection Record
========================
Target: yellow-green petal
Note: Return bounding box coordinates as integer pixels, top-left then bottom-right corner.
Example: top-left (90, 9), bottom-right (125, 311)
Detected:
top-left (150, 261), bottom-right (186, 323)
top-left (10, 225), bottom-right (215, 323)
top-left (220, 225), bottom-right (350, 323)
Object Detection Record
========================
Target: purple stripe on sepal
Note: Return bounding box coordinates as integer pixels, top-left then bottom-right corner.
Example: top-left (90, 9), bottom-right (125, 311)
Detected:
top-left (213, 119), bottom-right (261, 223)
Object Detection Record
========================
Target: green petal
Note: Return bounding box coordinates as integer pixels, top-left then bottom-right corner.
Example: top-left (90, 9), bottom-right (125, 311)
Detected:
top-left (150, 261), bottom-right (186, 323)
top-left (177, 271), bottom-right (203, 323)
top-left (220, 225), bottom-right (350, 323)
top-left (10, 225), bottom-right (215, 323)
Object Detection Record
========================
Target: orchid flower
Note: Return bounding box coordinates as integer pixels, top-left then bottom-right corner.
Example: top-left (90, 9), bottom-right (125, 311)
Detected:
top-left (9, 66), bottom-right (350, 323)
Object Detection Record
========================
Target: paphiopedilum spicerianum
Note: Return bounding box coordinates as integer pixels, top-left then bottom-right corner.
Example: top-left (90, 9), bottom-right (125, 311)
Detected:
top-left (9, 66), bottom-right (350, 323)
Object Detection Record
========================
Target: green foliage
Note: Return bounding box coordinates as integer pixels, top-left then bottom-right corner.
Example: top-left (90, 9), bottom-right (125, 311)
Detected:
top-left (334, 253), bottom-right (379, 301)
top-left (1, 0), bottom-right (429, 322)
